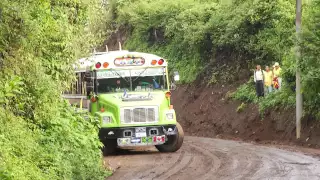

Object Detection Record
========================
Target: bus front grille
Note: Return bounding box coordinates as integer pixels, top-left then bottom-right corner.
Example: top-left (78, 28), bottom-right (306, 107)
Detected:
top-left (121, 107), bottom-right (158, 124)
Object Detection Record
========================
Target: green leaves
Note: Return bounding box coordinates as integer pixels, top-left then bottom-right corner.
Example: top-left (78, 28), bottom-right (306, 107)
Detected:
top-left (298, 0), bottom-right (320, 115)
top-left (0, 76), bottom-right (24, 105)
top-left (0, 0), bottom-right (109, 179)
top-left (116, 0), bottom-right (320, 117)
top-left (116, 0), bottom-right (297, 82)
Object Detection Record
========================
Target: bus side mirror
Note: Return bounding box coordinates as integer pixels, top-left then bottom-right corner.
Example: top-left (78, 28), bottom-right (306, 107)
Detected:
top-left (173, 71), bottom-right (180, 82)
top-left (170, 71), bottom-right (180, 91)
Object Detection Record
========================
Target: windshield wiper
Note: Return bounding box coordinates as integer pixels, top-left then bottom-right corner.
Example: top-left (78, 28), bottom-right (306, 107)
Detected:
top-left (110, 69), bottom-right (130, 84)
top-left (132, 68), bottom-right (149, 82)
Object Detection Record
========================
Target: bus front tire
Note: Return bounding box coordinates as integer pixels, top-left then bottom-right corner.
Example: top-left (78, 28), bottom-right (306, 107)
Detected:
top-left (155, 122), bottom-right (184, 153)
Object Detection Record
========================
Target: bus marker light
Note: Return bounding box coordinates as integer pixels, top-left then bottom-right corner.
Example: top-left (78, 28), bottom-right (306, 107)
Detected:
top-left (103, 62), bottom-right (109, 68)
top-left (95, 62), bottom-right (101, 69)
top-left (165, 92), bottom-right (171, 98)
top-left (158, 59), bottom-right (164, 65)
top-left (151, 60), bottom-right (157, 65)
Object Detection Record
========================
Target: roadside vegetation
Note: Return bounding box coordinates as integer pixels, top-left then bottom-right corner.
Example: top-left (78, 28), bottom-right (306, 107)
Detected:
top-left (232, 0), bottom-right (320, 117)
top-left (0, 0), bottom-right (111, 179)
top-left (110, 0), bottom-right (320, 119)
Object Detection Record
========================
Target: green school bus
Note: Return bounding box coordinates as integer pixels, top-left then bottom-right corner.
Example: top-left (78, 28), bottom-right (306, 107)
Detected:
top-left (68, 50), bottom-right (184, 155)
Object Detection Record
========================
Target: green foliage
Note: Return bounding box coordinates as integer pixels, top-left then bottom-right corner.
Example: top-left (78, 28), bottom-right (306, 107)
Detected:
top-left (0, 108), bottom-right (44, 180)
top-left (0, 100), bottom-right (107, 180)
top-left (113, 0), bottom-right (320, 116)
top-left (258, 89), bottom-right (295, 114)
top-left (299, 0), bottom-right (320, 116)
top-left (0, 0), bottom-right (110, 179)
top-left (114, 0), bottom-right (295, 83)
top-left (232, 78), bottom-right (257, 103)
top-left (232, 78), bottom-right (295, 114)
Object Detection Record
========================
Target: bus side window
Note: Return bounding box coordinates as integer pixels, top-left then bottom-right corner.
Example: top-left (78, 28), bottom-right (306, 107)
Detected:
top-left (64, 72), bottom-right (87, 95)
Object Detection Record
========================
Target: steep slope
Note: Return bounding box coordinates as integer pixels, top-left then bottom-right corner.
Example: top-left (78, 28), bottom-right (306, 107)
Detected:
top-left (172, 83), bottom-right (320, 148)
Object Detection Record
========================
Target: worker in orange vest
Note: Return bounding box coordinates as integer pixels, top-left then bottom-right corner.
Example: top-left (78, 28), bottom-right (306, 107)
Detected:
top-left (273, 62), bottom-right (282, 90)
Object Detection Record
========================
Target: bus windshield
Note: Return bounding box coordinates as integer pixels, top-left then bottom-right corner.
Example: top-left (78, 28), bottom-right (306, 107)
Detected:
top-left (96, 67), bottom-right (167, 93)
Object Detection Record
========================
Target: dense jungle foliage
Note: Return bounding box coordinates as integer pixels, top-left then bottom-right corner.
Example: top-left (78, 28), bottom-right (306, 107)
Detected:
top-left (111, 0), bottom-right (320, 118)
top-left (0, 0), bottom-right (112, 179)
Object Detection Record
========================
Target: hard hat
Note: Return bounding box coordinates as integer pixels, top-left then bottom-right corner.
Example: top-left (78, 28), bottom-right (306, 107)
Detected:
top-left (274, 62), bottom-right (280, 66)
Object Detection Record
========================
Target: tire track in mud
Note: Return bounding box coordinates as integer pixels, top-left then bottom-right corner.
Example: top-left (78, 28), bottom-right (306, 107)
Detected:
top-left (155, 152), bottom-right (194, 180)
top-left (187, 140), bottom-right (262, 180)
top-left (258, 150), bottom-right (319, 180)
top-left (185, 143), bottom-right (222, 180)
top-left (105, 137), bottom-right (320, 180)
top-left (106, 150), bottom-right (165, 180)
top-left (132, 153), bottom-right (168, 180)
top-left (154, 144), bottom-right (212, 180)
top-left (251, 151), bottom-right (293, 179)
top-left (139, 150), bottom-right (186, 180)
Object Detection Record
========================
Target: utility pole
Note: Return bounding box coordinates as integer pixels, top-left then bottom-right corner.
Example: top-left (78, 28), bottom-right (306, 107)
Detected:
top-left (295, 0), bottom-right (302, 139)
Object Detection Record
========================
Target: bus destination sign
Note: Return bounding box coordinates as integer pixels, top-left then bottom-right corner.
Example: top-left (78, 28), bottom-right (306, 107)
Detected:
top-left (114, 56), bottom-right (145, 66)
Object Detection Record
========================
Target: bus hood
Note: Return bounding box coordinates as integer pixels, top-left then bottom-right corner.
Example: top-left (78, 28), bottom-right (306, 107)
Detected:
top-left (98, 91), bottom-right (168, 107)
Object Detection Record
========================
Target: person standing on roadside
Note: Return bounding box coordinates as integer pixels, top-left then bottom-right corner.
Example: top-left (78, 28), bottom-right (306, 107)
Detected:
top-left (264, 66), bottom-right (273, 94)
top-left (254, 65), bottom-right (264, 98)
top-left (273, 62), bottom-right (282, 90)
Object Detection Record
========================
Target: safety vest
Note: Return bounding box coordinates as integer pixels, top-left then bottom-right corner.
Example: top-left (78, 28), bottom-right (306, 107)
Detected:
top-left (273, 77), bottom-right (279, 89)
top-left (264, 71), bottom-right (273, 86)
top-left (273, 67), bottom-right (282, 78)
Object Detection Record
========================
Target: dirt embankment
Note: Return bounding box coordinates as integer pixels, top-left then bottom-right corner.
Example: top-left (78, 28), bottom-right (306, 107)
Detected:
top-left (171, 83), bottom-right (320, 148)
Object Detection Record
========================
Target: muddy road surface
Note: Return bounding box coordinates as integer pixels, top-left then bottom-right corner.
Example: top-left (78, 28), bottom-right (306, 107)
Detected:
top-left (105, 136), bottom-right (320, 180)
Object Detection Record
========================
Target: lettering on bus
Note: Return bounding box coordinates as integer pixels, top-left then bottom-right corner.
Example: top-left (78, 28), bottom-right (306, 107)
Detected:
top-left (114, 56), bottom-right (145, 66)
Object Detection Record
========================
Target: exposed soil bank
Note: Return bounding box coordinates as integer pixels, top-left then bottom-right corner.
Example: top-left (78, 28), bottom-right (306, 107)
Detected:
top-left (171, 84), bottom-right (320, 148)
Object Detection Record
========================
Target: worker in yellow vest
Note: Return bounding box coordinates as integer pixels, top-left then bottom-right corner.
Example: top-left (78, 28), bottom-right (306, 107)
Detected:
top-left (264, 66), bottom-right (273, 94)
top-left (273, 62), bottom-right (282, 90)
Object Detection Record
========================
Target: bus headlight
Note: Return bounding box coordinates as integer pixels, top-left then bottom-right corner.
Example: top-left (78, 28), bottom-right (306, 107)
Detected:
top-left (102, 116), bottom-right (113, 124)
top-left (166, 113), bottom-right (174, 120)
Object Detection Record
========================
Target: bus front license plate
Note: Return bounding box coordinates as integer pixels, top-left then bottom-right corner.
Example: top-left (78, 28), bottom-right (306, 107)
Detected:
top-left (135, 127), bottom-right (147, 137)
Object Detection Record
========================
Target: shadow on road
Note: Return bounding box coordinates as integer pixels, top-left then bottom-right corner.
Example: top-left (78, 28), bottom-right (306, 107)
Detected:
top-left (112, 147), bottom-right (161, 156)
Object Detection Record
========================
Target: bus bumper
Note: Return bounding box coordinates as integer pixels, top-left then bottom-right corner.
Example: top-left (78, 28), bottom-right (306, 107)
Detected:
top-left (99, 125), bottom-right (177, 139)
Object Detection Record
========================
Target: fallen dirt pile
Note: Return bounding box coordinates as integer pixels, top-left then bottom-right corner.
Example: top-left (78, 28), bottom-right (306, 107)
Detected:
top-left (171, 83), bottom-right (320, 148)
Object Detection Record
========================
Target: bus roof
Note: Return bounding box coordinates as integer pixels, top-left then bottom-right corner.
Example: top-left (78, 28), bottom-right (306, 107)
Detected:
top-left (73, 50), bottom-right (167, 72)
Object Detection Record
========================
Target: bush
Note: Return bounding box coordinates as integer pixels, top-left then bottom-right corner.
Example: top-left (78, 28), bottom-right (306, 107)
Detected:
top-left (232, 77), bottom-right (295, 113)
top-left (299, 0), bottom-right (320, 116)
top-left (114, 0), bottom-right (295, 83)
top-left (0, 75), bottom-right (108, 180)
top-left (0, 109), bottom-right (46, 180)
top-left (258, 89), bottom-right (295, 114)
top-left (0, 0), bottom-right (110, 179)
top-left (232, 78), bottom-right (257, 103)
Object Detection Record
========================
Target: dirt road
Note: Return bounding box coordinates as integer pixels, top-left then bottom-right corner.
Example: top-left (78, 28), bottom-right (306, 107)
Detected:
top-left (105, 136), bottom-right (320, 180)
